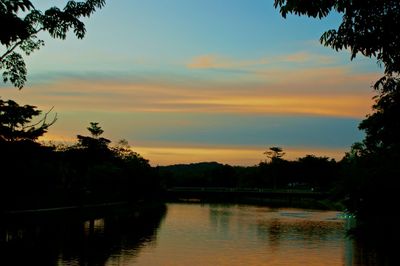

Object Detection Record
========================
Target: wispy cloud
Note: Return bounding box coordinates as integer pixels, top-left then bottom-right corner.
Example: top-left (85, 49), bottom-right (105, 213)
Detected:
top-left (187, 54), bottom-right (269, 69)
top-left (280, 52), bottom-right (335, 64)
top-left (187, 52), bottom-right (336, 70)
top-left (1, 65), bottom-right (377, 118)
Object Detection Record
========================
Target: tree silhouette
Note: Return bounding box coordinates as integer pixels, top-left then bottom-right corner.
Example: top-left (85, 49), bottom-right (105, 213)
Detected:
top-left (87, 122), bottom-right (104, 138)
top-left (274, 1), bottom-right (400, 235)
top-left (264, 147), bottom-right (285, 162)
top-left (0, 0), bottom-right (106, 88)
top-left (274, 0), bottom-right (400, 75)
top-left (359, 76), bottom-right (400, 155)
top-left (0, 98), bottom-right (56, 141)
top-left (77, 122), bottom-right (110, 150)
top-left (273, 2), bottom-right (400, 156)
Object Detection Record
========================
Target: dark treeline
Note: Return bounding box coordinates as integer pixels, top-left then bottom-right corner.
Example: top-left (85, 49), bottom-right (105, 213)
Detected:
top-left (158, 154), bottom-right (339, 193)
top-left (0, 99), bottom-right (160, 211)
top-left (0, 137), bottom-right (160, 211)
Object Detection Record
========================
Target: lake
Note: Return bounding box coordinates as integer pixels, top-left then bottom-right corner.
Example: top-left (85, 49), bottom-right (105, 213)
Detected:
top-left (0, 203), bottom-right (392, 265)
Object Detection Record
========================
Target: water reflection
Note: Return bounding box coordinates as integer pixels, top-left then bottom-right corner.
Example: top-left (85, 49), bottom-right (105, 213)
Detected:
top-left (0, 204), bottom-right (394, 265)
top-left (203, 205), bottom-right (346, 265)
top-left (0, 204), bottom-right (166, 266)
top-left (209, 205), bottom-right (232, 237)
top-left (161, 204), bottom-right (392, 266)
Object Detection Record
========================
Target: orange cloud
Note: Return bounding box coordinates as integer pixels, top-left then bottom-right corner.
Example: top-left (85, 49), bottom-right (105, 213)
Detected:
top-left (1, 66), bottom-right (377, 119)
top-left (281, 51), bottom-right (335, 64)
top-left (187, 52), bottom-right (335, 69)
top-left (187, 54), bottom-right (218, 68)
top-left (187, 54), bottom-right (269, 69)
top-left (255, 66), bottom-right (381, 97)
top-left (162, 94), bottom-right (372, 117)
top-left (282, 52), bottom-right (311, 62)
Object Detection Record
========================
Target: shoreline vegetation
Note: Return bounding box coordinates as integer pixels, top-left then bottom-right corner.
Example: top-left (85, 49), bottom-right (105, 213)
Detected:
top-left (164, 187), bottom-right (344, 211)
top-left (0, 189), bottom-right (343, 217)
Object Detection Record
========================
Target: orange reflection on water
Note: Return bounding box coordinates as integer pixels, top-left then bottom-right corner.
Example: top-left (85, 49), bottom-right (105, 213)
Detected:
top-left (129, 204), bottom-right (348, 266)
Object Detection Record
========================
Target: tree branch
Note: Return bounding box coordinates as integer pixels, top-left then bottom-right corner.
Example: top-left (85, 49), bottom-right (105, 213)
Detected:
top-left (0, 28), bottom-right (43, 62)
top-left (0, 40), bottom-right (24, 62)
top-left (22, 106), bottom-right (57, 130)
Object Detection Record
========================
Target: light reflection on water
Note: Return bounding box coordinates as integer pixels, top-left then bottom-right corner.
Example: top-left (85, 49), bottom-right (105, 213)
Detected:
top-left (0, 203), bottom-right (393, 265)
top-left (133, 204), bottom-right (347, 266)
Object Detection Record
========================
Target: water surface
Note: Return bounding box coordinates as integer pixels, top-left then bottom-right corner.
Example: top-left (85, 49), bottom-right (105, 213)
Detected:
top-left (132, 203), bottom-right (347, 265)
top-left (0, 203), bottom-right (392, 265)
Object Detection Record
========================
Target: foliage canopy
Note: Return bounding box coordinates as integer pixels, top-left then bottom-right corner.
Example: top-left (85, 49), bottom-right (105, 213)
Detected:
top-left (274, 0), bottom-right (400, 157)
top-left (274, 0), bottom-right (400, 75)
top-left (0, 98), bottom-right (56, 141)
top-left (0, 0), bottom-right (105, 88)
top-left (274, 1), bottom-right (400, 233)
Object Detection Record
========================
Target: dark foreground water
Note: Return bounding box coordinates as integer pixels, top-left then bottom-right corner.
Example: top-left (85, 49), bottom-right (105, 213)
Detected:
top-left (0, 203), bottom-right (393, 265)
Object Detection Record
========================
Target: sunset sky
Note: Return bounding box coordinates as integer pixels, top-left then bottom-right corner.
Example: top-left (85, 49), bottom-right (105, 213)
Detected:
top-left (1, 0), bottom-right (382, 165)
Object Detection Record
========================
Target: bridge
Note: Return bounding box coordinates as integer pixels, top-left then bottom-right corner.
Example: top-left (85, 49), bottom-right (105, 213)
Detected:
top-left (166, 187), bottom-right (329, 200)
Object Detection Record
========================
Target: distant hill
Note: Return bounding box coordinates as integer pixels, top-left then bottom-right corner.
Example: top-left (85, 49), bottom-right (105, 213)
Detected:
top-left (157, 162), bottom-right (239, 188)
top-left (159, 161), bottom-right (223, 173)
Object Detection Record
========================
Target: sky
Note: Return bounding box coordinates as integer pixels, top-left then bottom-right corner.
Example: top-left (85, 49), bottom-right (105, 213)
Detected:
top-left (1, 0), bottom-right (382, 166)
